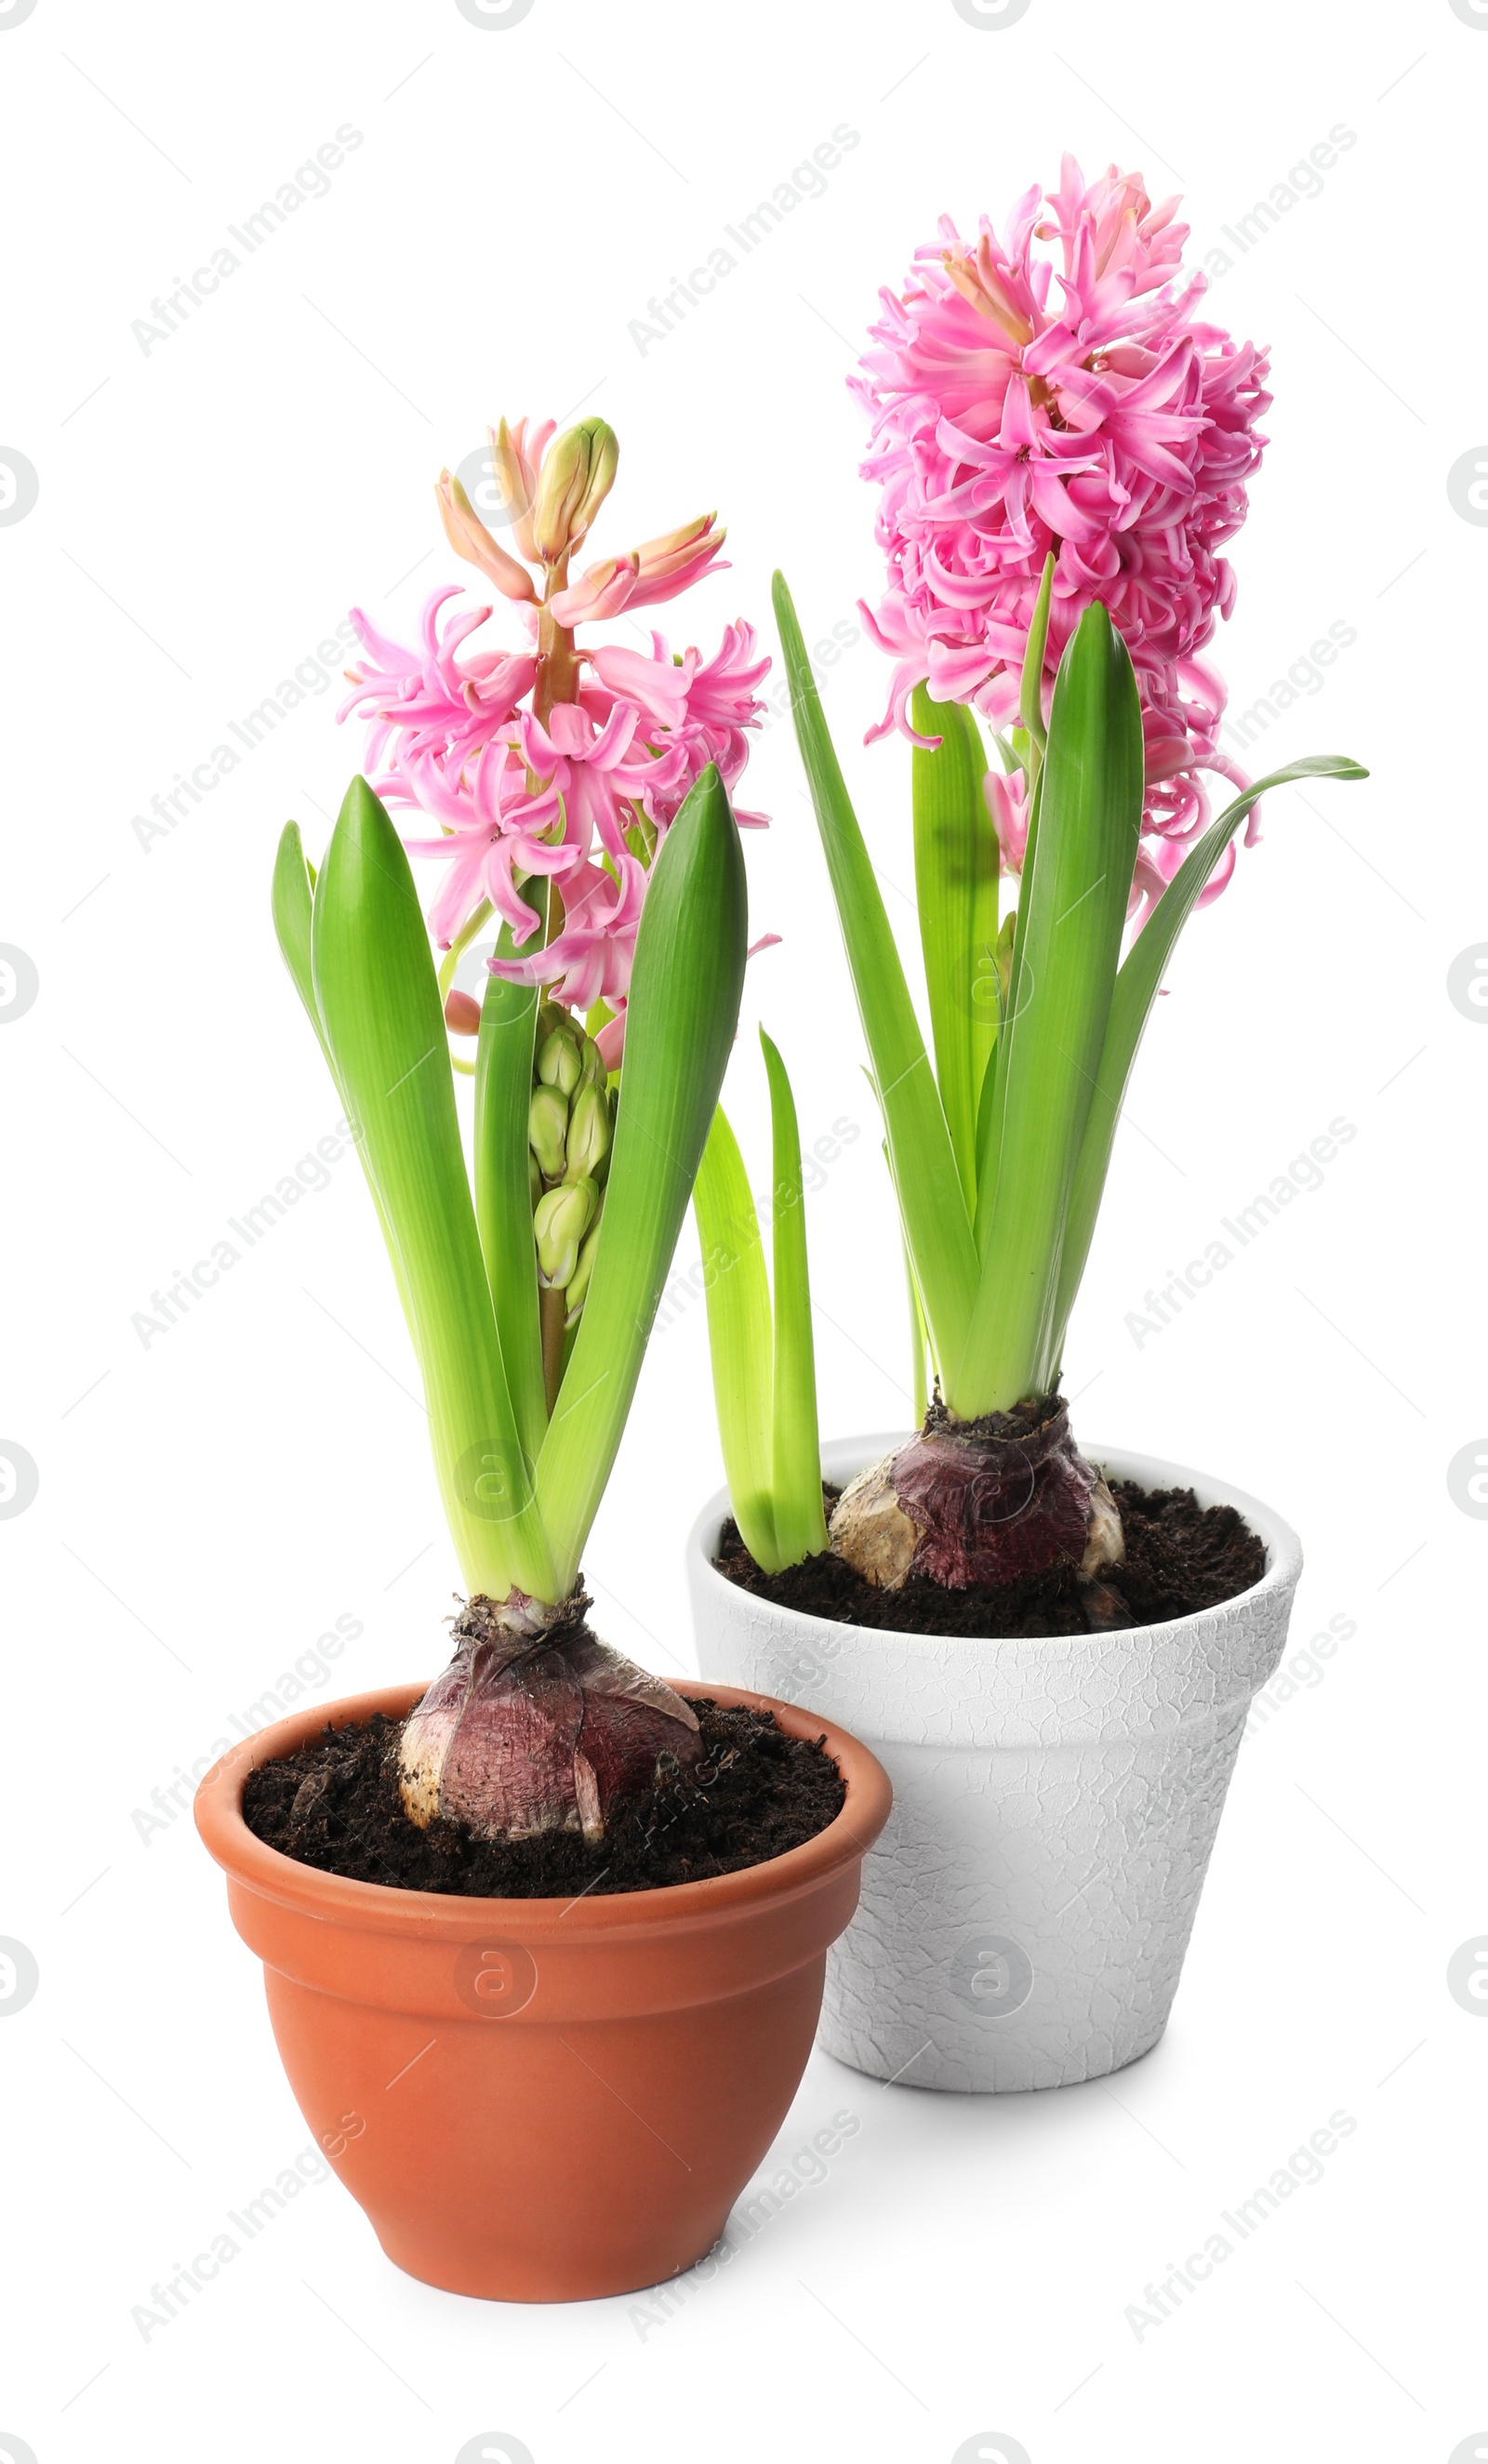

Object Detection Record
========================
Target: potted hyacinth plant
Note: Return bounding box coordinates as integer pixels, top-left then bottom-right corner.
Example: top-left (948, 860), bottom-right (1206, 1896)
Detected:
top-left (193, 416), bottom-right (890, 2302)
top-left (684, 163), bottom-right (1365, 2093)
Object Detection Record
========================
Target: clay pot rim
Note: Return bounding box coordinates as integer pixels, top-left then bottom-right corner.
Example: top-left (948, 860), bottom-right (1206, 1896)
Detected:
top-left (685, 1433), bottom-right (1303, 1657)
top-left (194, 1678), bottom-right (891, 1940)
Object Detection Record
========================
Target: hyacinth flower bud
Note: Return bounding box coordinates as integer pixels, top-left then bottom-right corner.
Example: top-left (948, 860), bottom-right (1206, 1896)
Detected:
top-left (434, 471), bottom-right (537, 603)
top-left (444, 987), bottom-right (482, 1036)
top-left (564, 1080), bottom-right (612, 1186)
top-left (534, 1178), bottom-right (599, 1287)
top-left (537, 1017), bottom-right (583, 1098)
top-left (530, 420), bottom-right (619, 563)
top-left (564, 1207), bottom-right (604, 1326)
top-left (529, 1083), bottom-right (568, 1182)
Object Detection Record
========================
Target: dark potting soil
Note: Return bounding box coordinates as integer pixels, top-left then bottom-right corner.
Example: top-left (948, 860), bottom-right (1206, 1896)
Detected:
top-left (714, 1479), bottom-right (1266, 1639)
top-left (241, 1700), bottom-right (845, 1898)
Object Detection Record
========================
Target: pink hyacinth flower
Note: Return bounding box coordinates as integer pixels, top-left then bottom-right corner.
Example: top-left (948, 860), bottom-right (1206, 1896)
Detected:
top-left (855, 158), bottom-right (1271, 905)
top-left (339, 417), bottom-right (769, 1012)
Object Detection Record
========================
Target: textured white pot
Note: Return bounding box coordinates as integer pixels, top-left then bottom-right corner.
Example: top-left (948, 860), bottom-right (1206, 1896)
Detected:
top-left (686, 1436), bottom-right (1301, 2093)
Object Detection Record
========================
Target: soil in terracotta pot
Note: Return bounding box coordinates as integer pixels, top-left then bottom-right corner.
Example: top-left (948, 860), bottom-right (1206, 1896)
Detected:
top-left (715, 1479), bottom-right (1265, 1639)
top-left (242, 1700), bottom-right (844, 1897)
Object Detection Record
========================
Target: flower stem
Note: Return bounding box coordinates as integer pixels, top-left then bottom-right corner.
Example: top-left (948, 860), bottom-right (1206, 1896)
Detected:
top-left (540, 1283), bottom-right (567, 1415)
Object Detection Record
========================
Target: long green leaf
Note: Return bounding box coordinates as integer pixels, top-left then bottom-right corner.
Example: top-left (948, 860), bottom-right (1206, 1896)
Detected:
top-left (1019, 552), bottom-right (1055, 746)
top-left (272, 822), bottom-right (330, 1067)
top-left (974, 763), bottom-right (1043, 1252)
top-left (773, 571), bottom-right (976, 1375)
top-left (693, 1103), bottom-right (777, 1569)
top-left (311, 776), bottom-right (555, 1603)
top-left (910, 687), bottom-right (1001, 1211)
top-left (761, 1029), bottom-right (828, 1566)
top-left (954, 603), bottom-right (1143, 1411)
top-left (273, 815), bottom-right (420, 1338)
top-left (537, 763), bottom-right (748, 1595)
top-left (474, 924), bottom-right (547, 1472)
top-left (1049, 752), bottom-right (1368, 1356)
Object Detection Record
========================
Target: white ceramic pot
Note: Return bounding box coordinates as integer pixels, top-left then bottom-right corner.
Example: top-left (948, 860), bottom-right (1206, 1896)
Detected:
top-left (686, 1436), bottom-right (1301, 2093)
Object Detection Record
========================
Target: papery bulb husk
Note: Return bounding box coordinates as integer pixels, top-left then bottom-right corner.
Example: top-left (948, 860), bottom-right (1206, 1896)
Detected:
top-left (829, 1398), bottom-right (1124, 1594)
top-left (398, 1590), bottom-right (702, 1843)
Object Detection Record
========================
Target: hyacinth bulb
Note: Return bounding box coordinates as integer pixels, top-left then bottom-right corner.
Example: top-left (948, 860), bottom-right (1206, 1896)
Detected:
top-left (399, 1592), bottom-right (704, 1843)
top-left (830, 1398), bottom-right (1124, 1596)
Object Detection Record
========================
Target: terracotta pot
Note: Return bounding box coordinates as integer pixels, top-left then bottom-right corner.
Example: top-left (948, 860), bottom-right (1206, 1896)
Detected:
top-left (194, 1678), bottom-right (890, 2302)
top-left (688, 1437), bottom-right (1301, 2093)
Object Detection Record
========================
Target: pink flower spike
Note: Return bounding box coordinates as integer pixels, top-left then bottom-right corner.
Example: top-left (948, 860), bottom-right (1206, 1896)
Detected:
top-left (855, 162), bottom-right (1271, 897)
top-left (351, 419), bottom-right (770, 1009)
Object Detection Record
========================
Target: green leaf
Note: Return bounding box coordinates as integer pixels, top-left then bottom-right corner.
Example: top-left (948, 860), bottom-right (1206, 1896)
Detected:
top-left (773, 570), bottom-right (977, 1378)
top-left (761, 1028), bottom-right (828, 1566)
top-left (474, 921), bottom-right (547, 1472)
top-left (955, 603), bottom-right (1144, 1412)
top-left (974, 769), bottom-right (1043, 1253)
top-left (311, 776), bottom-right (555, 1604)
top-left (910, 686), bottom-right (1001, 1211)
top-left (693, 1102), bottom-right (777, 1569)
top-left (1019, 552), bottom-right (1055, 747)
top-left (272, 822), bottom-right (331, 1067)
top-left (537, 763), bottom-right (748, 1596)
top-left (1049, 752), bottom-right (1369, 1358)
top-left (904, 1230), bottom-right (929, 1425)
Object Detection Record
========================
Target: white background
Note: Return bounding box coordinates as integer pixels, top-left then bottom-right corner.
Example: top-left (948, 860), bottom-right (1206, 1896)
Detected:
top-left (2, 0), bottom-right (1483, 2457)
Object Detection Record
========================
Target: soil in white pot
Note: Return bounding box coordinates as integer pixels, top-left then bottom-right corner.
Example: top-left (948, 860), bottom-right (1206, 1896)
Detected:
top-left (714, 1474), bottom-right (1263, 1640)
